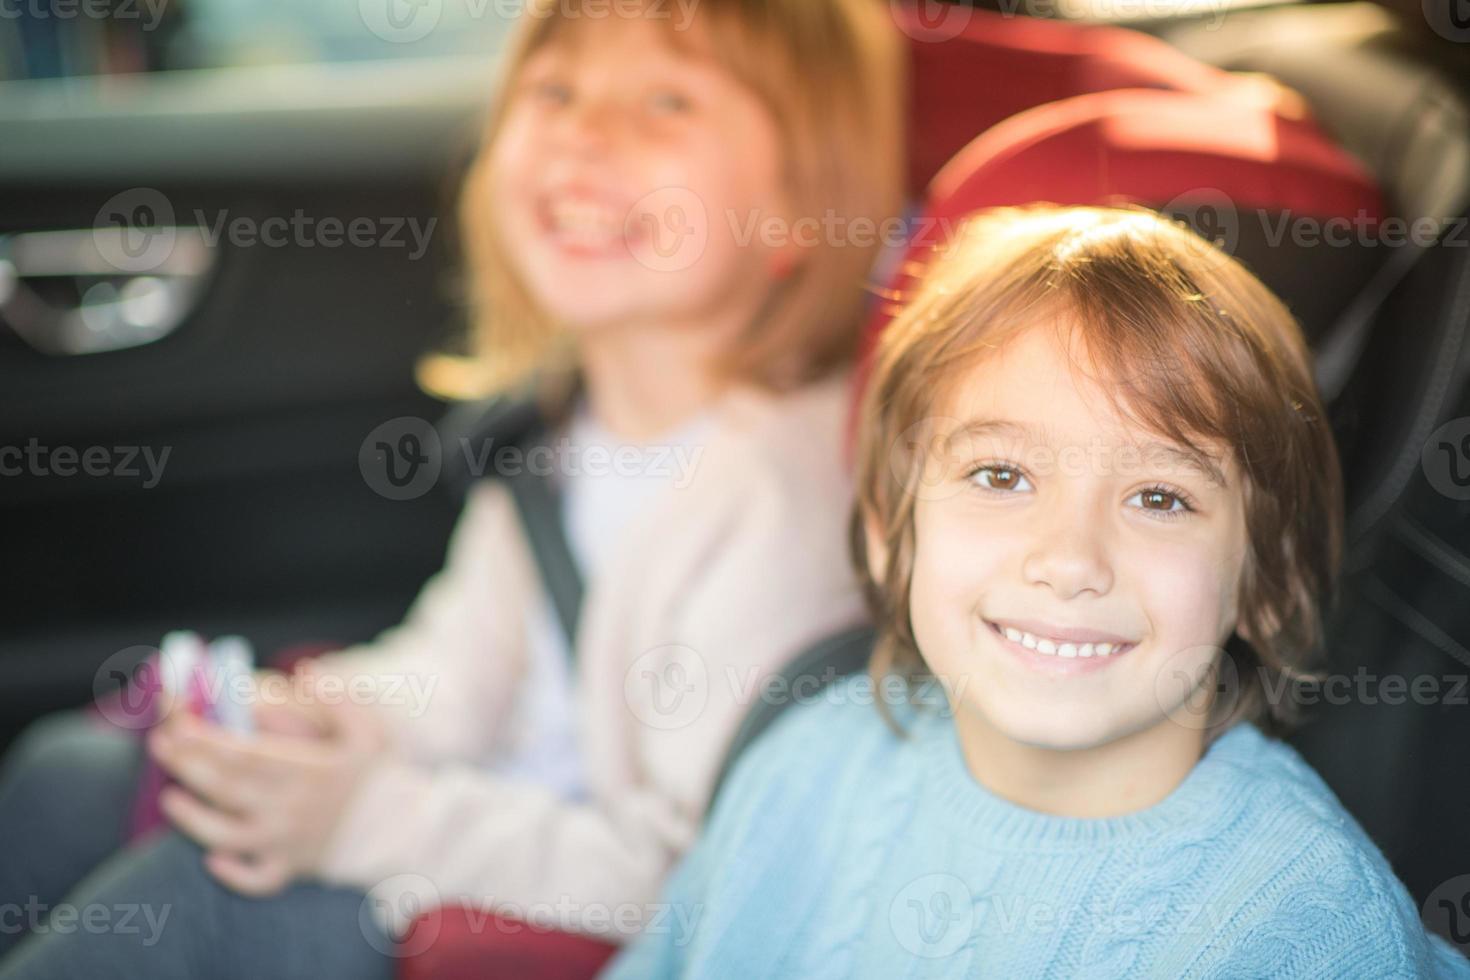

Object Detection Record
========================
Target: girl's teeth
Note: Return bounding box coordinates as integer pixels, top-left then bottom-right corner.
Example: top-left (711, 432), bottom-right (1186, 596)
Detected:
top-left (550, 201), bottom-right (623, 243)
top-left (997, 623), bottom-right (1127, 658)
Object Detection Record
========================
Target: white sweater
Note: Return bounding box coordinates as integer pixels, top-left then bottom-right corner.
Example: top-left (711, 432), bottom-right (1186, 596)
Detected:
top-left (495, 401), bottom-right (715, 800)
top-left (311, 374), bottom-right (867, 940)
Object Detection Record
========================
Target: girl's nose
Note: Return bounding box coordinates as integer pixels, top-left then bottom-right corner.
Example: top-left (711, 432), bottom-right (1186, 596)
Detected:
top-left (1021, 502), bottom-right (1115, 600)
top-left (552, 100), bottom-right (622, 158)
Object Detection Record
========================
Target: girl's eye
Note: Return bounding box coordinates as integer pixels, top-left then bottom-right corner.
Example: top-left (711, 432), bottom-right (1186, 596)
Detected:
top-left (968, 464), bottom-right (1032, 493)
top-left (528, 80), bottom-right (573, 106)
top-left (647, 89), bottom-right (693, 114)
top-left (1128, 486), bottom-right (1196, 520)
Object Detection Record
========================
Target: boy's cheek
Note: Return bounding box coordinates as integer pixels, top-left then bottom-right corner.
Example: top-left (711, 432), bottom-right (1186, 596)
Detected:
top-left (916, 501), bottom-right (1025, 588)
top-left (912, 511), bottom-right (998, 605)
top-left (907, 520), bottom-right (1009, 683)
top-left (1130, 553), bottom-right (1237, 670)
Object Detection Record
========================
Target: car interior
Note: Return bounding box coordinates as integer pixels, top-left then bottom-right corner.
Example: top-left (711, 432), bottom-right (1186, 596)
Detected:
top-left (2, 0), bottom-right (1467, 975)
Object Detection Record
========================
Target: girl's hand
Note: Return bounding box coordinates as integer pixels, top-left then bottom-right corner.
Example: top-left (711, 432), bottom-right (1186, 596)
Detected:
top-left (147, 670), bottom-right (389, 896)
top-left (249, 667), bottom-right (333, 738)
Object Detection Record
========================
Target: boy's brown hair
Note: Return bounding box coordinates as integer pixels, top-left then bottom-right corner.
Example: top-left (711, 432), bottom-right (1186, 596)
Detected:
top-left (853, 206), bottom-right (1344, 735)
top-left (423, 0), bottom-right (904, 400)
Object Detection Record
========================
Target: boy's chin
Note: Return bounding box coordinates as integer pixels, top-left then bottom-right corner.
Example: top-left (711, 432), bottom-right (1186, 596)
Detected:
top-left (969, 699), bottom-right (1157, 755)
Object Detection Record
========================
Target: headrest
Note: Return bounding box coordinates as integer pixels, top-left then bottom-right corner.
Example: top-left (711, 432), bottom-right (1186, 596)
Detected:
top-left (897, 4), bottom-right (1238, 194)
top-left (857, 87), bottom-right (1386, 422)
top-left (1166, 1), bottom-right (1470, 224)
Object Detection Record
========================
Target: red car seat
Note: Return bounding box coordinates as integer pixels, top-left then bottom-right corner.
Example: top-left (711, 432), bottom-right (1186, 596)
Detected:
top-left (399, 908), bottom-right (619, 980)
top-left (865, 86), bottom-right (1384, 367)
top-left (895, 2), bottom-right (1247, 193)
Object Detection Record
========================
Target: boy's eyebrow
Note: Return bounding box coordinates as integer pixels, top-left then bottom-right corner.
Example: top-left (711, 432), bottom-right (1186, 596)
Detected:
top-left (1138, 442), bottom-right (1229, 489)
top-left (945, 417), bottom-right (1229, 488)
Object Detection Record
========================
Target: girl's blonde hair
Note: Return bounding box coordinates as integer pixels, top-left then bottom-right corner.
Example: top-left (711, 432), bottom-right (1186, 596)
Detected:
top-left (853, 206), bottom-right (1345, 737)
top-left (425, 0), bottom-right (905, 400)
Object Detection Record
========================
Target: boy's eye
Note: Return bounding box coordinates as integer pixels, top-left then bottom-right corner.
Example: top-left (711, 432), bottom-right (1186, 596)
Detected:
top-left (1127, 487), bottom-right (1195, 519)
top-left (969, 465), bottom-right (1032, 493)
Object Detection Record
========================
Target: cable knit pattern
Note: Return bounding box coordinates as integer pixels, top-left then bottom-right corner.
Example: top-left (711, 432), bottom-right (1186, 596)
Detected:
top-left (604, 676), bottom-right (1470, 979)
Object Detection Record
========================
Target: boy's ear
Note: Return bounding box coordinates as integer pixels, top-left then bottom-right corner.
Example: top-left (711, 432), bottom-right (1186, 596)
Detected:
top-left (861, 507), bottom-right (889, 587)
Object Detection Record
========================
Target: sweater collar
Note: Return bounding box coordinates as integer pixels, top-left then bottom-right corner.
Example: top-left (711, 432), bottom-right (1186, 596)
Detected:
top-left (910, 707), bottom-right (1264, 850)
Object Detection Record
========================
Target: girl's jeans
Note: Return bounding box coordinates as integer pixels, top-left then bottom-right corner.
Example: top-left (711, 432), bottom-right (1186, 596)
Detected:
top-left (0, 711), bottom-right (393, 979)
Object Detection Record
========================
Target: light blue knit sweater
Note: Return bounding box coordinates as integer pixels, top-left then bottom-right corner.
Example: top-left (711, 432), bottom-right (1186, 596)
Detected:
top-left (607, 677), bottom-right (1469, 979)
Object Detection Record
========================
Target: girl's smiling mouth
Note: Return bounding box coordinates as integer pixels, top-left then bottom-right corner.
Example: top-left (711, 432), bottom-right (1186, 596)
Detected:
top-left (535, 187), bottom-right (641, 258)
top-left (983, 618), bottom-right (1139, 673)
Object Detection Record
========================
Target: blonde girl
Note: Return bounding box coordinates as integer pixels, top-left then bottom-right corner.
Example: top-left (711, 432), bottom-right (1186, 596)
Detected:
top-left (0, 3), bottom-right (903, 977)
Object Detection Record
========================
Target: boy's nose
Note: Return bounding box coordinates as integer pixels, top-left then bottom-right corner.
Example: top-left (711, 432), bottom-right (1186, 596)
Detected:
top-left (1021, 505), bottom-right (1115, 600)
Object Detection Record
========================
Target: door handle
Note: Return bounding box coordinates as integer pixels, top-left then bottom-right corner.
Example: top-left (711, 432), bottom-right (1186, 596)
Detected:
top-left (0, 226), bottom-right (213, 356)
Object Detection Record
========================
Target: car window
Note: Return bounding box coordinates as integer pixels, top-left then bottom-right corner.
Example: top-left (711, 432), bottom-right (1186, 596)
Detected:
top-left (0, 0), bottom-right (517, 81)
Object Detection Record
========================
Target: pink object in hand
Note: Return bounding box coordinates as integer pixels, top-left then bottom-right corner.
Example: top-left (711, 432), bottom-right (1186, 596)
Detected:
top-left (89, 650), bottom-right (211, 844)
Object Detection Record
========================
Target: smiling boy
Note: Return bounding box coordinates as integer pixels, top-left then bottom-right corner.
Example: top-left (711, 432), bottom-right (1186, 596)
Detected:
top-left (605, 206), bottom-right (1470, 979)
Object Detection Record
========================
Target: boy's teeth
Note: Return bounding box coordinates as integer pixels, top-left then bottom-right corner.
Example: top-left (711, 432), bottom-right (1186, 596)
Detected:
top-left (999, 624), bottom-right (1124, 658)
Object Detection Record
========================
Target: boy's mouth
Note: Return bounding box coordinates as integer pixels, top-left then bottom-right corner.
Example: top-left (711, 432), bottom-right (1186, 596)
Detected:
top-left (983, 618), bottom-right (1138, 667)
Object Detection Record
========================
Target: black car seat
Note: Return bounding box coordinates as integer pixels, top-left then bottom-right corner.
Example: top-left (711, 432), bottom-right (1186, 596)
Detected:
top-left (1164, 0), bottom-right (1470, 931)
